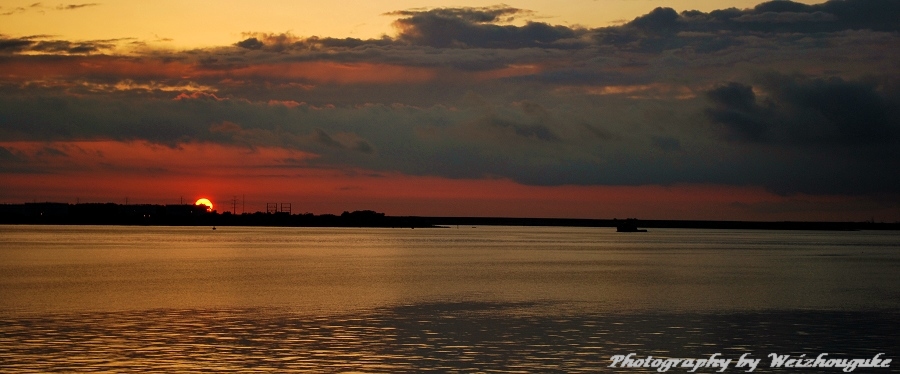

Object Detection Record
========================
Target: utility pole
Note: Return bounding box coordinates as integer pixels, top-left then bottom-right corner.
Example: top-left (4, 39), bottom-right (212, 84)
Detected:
top-left (232, 196), bottom-right (237, 214)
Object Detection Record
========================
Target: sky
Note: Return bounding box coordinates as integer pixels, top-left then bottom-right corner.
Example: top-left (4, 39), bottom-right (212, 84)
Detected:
top-left (0, 0), bottom-right (898, 221)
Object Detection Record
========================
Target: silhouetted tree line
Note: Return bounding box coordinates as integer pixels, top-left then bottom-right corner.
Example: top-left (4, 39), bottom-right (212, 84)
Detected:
top-left (0, 202), bottom-right (897, 230)
top-left (0, 203), bottom-right (432, 227)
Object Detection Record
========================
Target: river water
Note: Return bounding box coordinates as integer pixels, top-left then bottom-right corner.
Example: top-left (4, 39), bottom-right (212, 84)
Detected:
top-left (0, 225), bottom-right (897, 372)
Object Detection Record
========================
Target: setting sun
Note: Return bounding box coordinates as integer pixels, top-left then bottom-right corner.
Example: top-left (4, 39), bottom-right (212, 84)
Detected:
top-left (195, 198), bottom-right (213, 211)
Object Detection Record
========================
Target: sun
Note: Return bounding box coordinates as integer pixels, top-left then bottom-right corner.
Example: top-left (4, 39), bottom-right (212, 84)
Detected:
top-left (195, 198), bottom-right (213, 211)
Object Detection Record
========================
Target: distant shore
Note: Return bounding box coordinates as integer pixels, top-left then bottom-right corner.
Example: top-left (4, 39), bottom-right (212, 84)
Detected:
top-left (1, 202), bottom-right (897, 230)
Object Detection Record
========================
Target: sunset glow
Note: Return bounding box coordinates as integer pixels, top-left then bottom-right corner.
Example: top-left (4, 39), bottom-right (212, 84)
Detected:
top-left (0, 0), bottom-right (897, 221)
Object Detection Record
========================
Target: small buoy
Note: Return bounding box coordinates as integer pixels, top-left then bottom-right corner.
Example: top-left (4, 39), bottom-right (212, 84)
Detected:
top-left (212, 226), bottom-right (217, 230)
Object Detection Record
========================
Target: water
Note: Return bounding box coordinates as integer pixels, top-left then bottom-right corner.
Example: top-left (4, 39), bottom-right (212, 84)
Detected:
top-left (1, 225), bottom-right (898, 372)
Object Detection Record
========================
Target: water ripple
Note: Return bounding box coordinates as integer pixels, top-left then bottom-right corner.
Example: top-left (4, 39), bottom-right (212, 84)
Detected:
top-left (1, 302), bottom-right (897, 372)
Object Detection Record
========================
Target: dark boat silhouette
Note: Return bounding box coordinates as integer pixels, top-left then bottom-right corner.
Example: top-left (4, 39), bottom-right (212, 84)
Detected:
top-left (616, 219), bottom-right (647, 232)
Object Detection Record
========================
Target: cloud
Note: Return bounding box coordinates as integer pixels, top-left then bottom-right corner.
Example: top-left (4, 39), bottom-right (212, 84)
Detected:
top-left (1, 0), bottom-right (899, 202)
top-left (313, 128), bottom-right (345, 149)
top-left (0, 146), bottom-right (24, 172)
top-left (594, 0), bottom-right (900, 52)
top-left (0, 35), bottom-right (119, 54)
top-left (1, 2), bottom-right (98, 15)
top-left (706, 75), bottom-right (899, 146)
top-left (208, 120), bottom-right (304, 150)
top-left (235, 37), bottom-right (264, 50)
top-left (311, 128), bottom-right (375, 154)
top-left (29, 39), bottom-right (114, 54)
top-left (191, 1), bottom-right (897, 72)
top-left (1, 69), bottom-right (897, 196)
top-left (0, 145), bottom-right (32, 173)
top-left (650, 136), bottom-right (681, 152)
top-left (56, 3), bottom-right (99, 11)
top-left (733, 11), bottom-right (837, 23)
top-left (705, 82), bottom-right (769, 142)
top-left (629, 7), bottom-right (680, 33)
top-left (388, 6), bottom-right (584, 48)
top-left (385, 6), bottom-right (528, 26)
top-left (0, 36), bottom-right (34, 52)
top-left (1, 7), bottom-right (27, 16)
top-left (704, 75), bottom-right (900, 195)
top-left (234, 32), bottom-right (393, 54)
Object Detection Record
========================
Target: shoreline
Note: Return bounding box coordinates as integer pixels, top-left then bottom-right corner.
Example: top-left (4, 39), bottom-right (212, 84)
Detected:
top-left (1, 203), bottom-right (897, 231)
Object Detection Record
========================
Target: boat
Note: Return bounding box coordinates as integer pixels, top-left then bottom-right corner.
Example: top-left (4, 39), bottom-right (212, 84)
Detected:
top-left (616, 219), bottom-right (647, 232)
